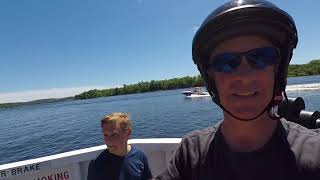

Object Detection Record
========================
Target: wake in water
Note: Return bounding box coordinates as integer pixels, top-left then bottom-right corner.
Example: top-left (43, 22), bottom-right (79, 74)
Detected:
top-left (286, 83), bottom-right (320, 91)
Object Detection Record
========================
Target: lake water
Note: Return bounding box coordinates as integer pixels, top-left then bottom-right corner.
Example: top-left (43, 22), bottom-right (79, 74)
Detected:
top-left (0, 75), bottom-right (319, 165)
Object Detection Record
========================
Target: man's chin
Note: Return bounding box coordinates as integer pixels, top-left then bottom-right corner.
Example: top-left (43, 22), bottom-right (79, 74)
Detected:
top-left (227, 106), bottom-right (266, 120)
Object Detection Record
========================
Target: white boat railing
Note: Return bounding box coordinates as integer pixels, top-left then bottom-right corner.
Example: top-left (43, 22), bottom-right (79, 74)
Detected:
top-left (0, 138), bottom-right (181, 180)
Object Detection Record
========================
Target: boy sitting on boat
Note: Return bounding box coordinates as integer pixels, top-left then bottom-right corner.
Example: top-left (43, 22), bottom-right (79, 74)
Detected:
top-left (87, 112), bottom-right (152, 180)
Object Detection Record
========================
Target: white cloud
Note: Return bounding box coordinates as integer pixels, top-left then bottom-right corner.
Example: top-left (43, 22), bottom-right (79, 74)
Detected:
top-left (0, 86), bottom-right (115, 103)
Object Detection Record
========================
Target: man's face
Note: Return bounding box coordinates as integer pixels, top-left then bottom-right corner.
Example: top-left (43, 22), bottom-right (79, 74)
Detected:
top-left (102, 123), bottom-right (131, 155)
top-left (208, 35), bottom-right (276, 119)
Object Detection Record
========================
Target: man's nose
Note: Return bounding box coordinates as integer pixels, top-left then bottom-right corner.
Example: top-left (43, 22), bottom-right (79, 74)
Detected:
top-left (234, 56), bottom-right (255, 75)
top-left (231, 56), bottom-right (257, 84)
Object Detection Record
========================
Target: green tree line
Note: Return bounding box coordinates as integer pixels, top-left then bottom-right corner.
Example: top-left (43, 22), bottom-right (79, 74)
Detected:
top-left (0, 103), bottom-right (18, 108)
top-left (288, 59), bottom-right (320, 77)
top-left (75, 75), bottom-right (204, 99)
top-left (75, 60), bottom-right (320, 100)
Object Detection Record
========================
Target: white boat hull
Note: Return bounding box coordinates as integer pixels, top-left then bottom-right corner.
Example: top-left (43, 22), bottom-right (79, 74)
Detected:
top-left (182, 91), bottom-right (210, 98)
top-left (0, 138), bottom-right (181, 180)
top-left (184, 94), bottom-right (210, 98)
top-left (182, 87), bottom-right (210, 98)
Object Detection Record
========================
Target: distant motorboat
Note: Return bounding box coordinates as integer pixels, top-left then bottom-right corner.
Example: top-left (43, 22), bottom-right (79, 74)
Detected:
top-left (182, 87), bottom-right (210, 98)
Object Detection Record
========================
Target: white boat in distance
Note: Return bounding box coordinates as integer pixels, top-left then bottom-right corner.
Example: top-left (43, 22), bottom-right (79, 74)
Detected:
top-left (182, 87), bottom-right (210, 98)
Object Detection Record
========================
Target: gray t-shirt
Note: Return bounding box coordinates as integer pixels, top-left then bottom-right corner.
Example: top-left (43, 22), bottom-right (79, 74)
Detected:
top-left (156, 119), bottom-right (320, 180)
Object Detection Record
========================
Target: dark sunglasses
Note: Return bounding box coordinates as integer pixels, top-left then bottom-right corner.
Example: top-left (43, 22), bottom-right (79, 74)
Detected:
top-left (207, 47), bottom-right (280, 73)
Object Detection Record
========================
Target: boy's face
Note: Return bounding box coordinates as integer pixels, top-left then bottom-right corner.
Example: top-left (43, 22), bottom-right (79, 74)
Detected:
top-left (208, 35), bottom-right (276, 120)
top-left (102, 123), bottom-right (131, 155)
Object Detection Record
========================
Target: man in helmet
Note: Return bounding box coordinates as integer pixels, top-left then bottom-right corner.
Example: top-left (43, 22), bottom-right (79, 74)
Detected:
top-left (156, 0), bottom-right (320, 179)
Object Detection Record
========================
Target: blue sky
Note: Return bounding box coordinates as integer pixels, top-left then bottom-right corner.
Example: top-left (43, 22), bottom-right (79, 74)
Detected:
top-left (0, 0), bottom-right (319, 103)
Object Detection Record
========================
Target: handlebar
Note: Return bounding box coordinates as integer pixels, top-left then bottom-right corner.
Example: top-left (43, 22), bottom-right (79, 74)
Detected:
top-left (277, 97), bottom-right (320, 129)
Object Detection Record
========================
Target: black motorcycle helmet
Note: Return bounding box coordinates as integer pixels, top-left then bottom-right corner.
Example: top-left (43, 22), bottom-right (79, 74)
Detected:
top-left (192, 0), bottom-right (298, 120)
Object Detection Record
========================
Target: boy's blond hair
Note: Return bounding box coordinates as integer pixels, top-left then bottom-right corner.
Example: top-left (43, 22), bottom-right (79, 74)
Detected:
top-left (101, 112), bottom-right (132, 131)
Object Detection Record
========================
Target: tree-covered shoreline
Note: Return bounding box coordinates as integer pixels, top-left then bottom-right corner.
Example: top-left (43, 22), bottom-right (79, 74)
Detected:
top-left (74, 75), bottom-right (204, 100)
top-left (1, 59), bottom-right (319, 107)
top-left (288, 59), bottom-right (320, 77)
top-left (0, 97), bottom-right (74, 109)
top-left (75, 59), bottom-right (320, 100)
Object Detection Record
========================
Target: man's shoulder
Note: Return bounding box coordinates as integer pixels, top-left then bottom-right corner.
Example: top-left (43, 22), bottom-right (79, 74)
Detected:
top-left (281, 118), bottom-right (320, 135)
top-left (281, 119), bottom-right (320, 171)
top-left (160, 122), bottom-right (221, 174)
top-left (182, 121), bottom-right (221, 142)
top-left (177, 121), bottom-right (221, 159)
top-left (281, 118), bottom-right (320, 144)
